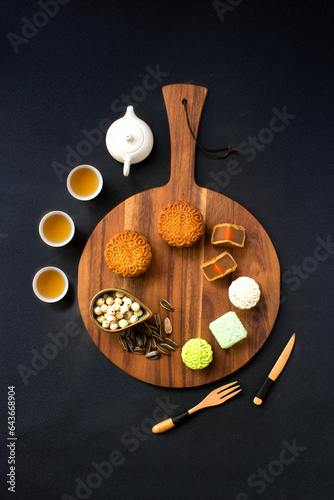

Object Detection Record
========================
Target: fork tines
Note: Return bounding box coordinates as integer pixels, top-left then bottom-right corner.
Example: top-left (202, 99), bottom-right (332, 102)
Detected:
top-left (218, 381), bottom-right (241, 402)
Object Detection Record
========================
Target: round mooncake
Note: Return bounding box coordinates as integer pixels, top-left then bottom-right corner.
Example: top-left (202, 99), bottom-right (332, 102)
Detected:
top-left (157, 201), bottom-right (205, 248)
top-left (104, 230), bottom-right (152, 277)
top-left (181, 338), bottom-right (213, 370)
top-left (228, 276), bottom-right (261, 310)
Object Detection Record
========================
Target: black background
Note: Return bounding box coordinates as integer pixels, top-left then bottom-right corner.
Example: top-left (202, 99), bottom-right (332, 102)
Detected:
top-left (1, 1), bottom-right (334, 499)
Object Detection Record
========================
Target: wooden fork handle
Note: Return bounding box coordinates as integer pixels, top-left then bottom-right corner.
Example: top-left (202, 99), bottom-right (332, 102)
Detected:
top-left (152, 411), bottom-right (190, 434)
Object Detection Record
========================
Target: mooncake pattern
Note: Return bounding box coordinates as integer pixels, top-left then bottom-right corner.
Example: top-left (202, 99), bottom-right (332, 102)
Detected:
top-left (104, 230), bottom-right (152, 277)
top-left (181, 338), bottom-right (213, 370)
top-left (157, 201), bottom-right (204, 248)
top-left (209, 311), bottom-right (247, 349)
top-left (228, 277), bottom-right (261, 309)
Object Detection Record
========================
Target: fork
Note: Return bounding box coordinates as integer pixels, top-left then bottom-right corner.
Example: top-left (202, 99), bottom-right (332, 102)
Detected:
top-left (152, 381), bottom-right (241, 433)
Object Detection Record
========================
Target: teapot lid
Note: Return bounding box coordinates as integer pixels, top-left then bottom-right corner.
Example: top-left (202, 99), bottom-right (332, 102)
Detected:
top-left (108, 121), bottom-right (144, 154)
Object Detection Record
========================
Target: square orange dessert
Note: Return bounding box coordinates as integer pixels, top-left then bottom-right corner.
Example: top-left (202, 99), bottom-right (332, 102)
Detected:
top-left (200, 251), bottom-right (237, 281)
top-left (211, 223), bottom-right (245, 248)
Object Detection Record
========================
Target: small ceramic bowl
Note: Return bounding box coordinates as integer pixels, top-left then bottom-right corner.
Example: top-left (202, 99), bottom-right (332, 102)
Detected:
top-left (67, 164), bottom-right (103, 201)
top-left (89, 288), bottom-right (152, 333)
top-left (38, 211), bottom-right (75, 247)
top-left (32, 266), bottom-right (69, 303)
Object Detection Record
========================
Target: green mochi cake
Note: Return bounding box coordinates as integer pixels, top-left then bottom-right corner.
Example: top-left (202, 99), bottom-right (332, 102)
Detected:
top-left (209, 311), bottom-right (247, 349)
top-left (181, 338), bottom-right (213, 369)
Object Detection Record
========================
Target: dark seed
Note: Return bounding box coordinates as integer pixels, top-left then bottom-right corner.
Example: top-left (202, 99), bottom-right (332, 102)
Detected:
top-left (159, 324), bottom-right (166, 340)
top-left (157, 344), bottom-right (171, 356)
top-left (160, 342), bottom-right (174, 351)
top-left (146, 337), bottom-right (152, 354)
top-left (136, 322), bottom-right (152, 336)
top-left (164, 317), bottom-right (172, 334)
top-left (135, 335), bottom-right (144, 348)
top-left (118, 336), bottom-right (129, 351)
top-left (132, 347), bottom-right (146, 355)
top-left (160, 299), bottom-right (174, 312)
top-left (126, 337), bottom-right (135, 350)
top-left (146, 350), bottom-right (161, 360)
top-left (152, 332), bottom-right (164, 343)
top-left (116, 310), bottom-right (179, 360)
top-left (140, 333), bottom-right (146, 347)
top-left (154, 313), bottom-right (162, 328)
top-left (164, 337), bottom-right (179, 348)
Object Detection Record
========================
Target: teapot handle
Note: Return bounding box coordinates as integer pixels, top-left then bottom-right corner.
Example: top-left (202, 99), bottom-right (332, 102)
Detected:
top-left (123, 155), bottom-right (131, 176)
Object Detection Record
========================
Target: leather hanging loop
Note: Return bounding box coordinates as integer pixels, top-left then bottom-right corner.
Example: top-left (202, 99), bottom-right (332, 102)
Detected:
top-left (182, 99), bottom-right (237, 160)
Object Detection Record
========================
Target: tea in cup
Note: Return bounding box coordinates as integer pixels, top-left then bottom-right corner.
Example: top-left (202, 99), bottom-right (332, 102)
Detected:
top-left (32, 267), bottom-right (69, 303)
top-left (67, 164), bottom-right (103, 201)
top-left (39, 211), bottom-right (75, 247)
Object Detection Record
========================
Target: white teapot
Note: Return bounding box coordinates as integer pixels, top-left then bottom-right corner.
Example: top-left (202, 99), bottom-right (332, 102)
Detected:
top-left (105, 105), bottom-right (154, 176)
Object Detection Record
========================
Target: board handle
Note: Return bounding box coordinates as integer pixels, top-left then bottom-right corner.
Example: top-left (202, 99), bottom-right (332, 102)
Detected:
top-left (162, 84), bottom-right (208, 195)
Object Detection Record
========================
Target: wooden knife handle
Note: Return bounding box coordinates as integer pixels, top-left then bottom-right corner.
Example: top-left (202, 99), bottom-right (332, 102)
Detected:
top-left (253, 377), bottom-right (275, 405)
top-left (152, 411), bottom-right (191, 433)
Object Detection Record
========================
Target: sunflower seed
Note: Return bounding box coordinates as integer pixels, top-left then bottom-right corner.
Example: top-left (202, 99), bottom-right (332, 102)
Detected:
top-left (145, 337), bottom-right (152, 354)
top-left (146, 350), bottom-right (161, 360)
top-left (156, 344), bottom-right (171, 356)
top-left (154, 313), bottom-right (162, 328)
top-left (132, 347), bottom-right (146, 355)
top-left (152, 332), bottom-right (164, 343)
top-left (135, 335), bottom-right (144, 348)
top-left (159, 324), bottom-right (166, 340)
top-left (125, 337), bottom-right (135, 350)
top-left (135, 322), bottom-right (152, 336)
top-left (164, 337), bottom-right (178, 348)
top-left (140, 333), bottom-right (146, 347)
top-left (129, 328), bottom-right (136, 342)
top-left (117, 314), bottom-right (178, 361)
top-left (118, 336), bottom-right (129, 351)
top-left (160, 299), bottom-right (174, 312)
top-left (160, 342), bottom-right (174, 352)
top-left (164, 317), bottom-right (172, 334)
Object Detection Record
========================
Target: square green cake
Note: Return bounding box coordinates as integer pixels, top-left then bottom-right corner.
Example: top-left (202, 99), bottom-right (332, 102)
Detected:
top-left (209, 311), bottom-right (247, 349)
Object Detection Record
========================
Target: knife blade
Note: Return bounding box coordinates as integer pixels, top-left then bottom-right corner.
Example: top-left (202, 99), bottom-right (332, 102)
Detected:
top-left (253, 333), bottom-right (296, 405)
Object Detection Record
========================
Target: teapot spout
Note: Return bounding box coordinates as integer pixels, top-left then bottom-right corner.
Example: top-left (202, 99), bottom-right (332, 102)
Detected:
top-left (125, 105), bottom-right (136, 119)
top-left (123, 155), bottom-right (131, 176)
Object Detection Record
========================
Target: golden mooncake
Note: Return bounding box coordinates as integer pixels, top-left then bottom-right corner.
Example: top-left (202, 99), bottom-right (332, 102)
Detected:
top-left (157, 201), bottom-right (204, 248)
top-left (104, 230), bottom-right (152, 277)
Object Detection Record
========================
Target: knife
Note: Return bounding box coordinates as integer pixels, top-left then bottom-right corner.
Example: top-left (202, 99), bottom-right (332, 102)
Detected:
top-left (253, 333), bottom-right (296, 405)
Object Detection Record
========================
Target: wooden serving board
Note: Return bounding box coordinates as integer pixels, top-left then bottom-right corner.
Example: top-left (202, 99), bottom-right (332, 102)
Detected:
top-left (77, 84), bottom-right (280, 388)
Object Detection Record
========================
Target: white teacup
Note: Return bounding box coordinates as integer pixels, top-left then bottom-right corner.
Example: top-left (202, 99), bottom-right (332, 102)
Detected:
top-left (67, 165), bottom-right (103, 201)
top-left (32, 267), bottom-right (69, 303)
top-left (39, 211), bottom-right (75, 247)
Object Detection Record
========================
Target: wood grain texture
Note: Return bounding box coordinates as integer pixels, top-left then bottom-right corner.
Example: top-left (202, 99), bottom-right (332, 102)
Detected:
top-left (77, 84), bottom-right (280, 388)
